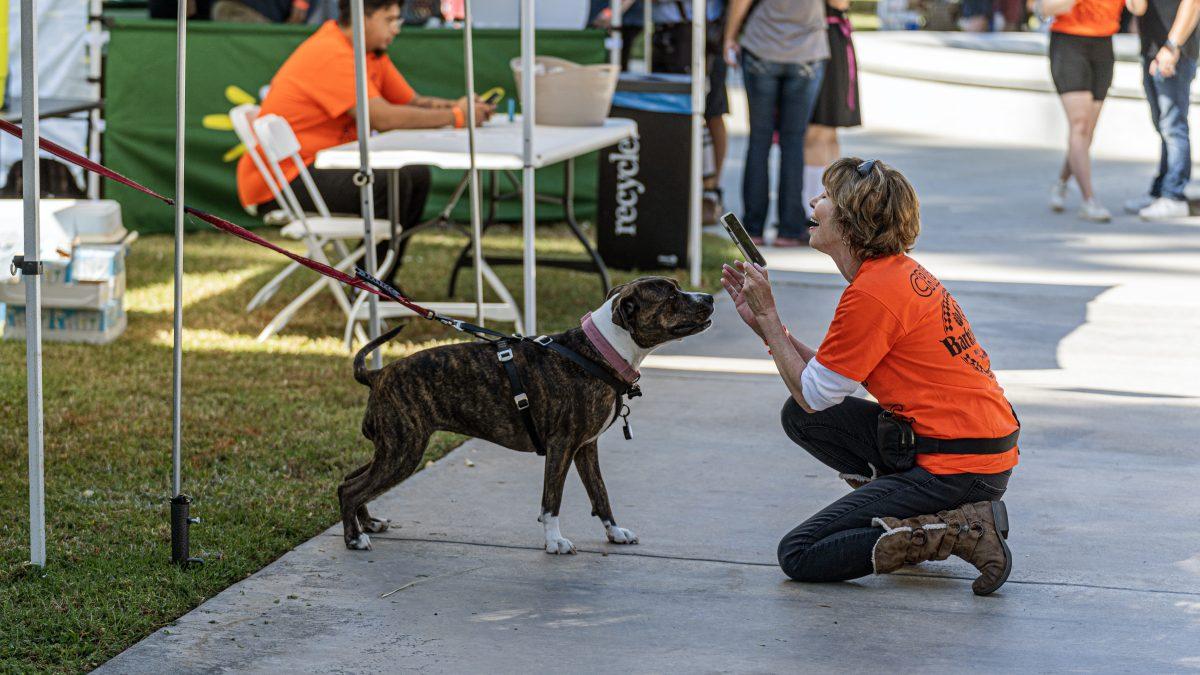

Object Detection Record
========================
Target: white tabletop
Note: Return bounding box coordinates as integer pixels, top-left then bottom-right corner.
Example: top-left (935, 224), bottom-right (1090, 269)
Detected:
top-left (314, 116), bottom-right (637, 172)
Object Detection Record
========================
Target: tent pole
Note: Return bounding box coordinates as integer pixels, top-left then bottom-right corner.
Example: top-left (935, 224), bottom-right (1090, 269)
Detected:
top-left (20, 0), bottom-right (46, 569)
top-left (463, 0), bottom-right (484, 325)
top-left (688, 0), bottom-right (703, 286)
top-left (521, 0), bottom-right (536, 335)
top-left (349, 0), bottom-right (382, 369)
top-left (86, 0), bottom-right (102, 199)
top-left (168, 0), bottom-right (203, 567)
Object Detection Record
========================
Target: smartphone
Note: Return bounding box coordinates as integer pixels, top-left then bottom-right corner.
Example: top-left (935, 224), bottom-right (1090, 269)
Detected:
top-left (720, 212), bottom-right (767, 267)
top-left (482, 87), bottom-right (505, 106)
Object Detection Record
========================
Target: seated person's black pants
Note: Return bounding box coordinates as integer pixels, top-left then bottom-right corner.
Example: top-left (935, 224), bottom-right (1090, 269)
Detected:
top-left (776, 396), bottom-right (1009, 582)
top-left (263, 165), bottom-right (432, 285)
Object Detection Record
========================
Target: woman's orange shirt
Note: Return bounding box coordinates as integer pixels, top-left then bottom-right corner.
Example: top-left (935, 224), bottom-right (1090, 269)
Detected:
top-left (816, 255), bottom-right (1019, 475)
top-left (1051, 0), bottom-right (1125, 37)
top-left (236, 21), bottom-right (416, 208)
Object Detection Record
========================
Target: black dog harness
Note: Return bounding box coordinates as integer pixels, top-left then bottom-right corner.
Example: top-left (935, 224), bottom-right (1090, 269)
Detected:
top-left (354, 267), bottom-right (642, 457)
top-left (494, 336), bottom-right (641, 456)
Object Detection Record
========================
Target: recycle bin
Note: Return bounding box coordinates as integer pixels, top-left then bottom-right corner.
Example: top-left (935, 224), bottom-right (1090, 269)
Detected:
top-left (597, 73), bottom-right (693, 271)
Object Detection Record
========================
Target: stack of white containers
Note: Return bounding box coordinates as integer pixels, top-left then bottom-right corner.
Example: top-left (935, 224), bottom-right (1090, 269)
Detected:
top-left (1, 199), bottom-right (135, 344)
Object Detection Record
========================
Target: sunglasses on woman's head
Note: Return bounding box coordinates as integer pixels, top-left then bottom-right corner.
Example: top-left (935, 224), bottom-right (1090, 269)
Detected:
top-left (857, 159), bottom-right (877, 176)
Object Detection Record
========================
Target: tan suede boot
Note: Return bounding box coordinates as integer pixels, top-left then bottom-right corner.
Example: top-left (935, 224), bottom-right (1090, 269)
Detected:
top-left (871, 500), bottom-right (1012, 596)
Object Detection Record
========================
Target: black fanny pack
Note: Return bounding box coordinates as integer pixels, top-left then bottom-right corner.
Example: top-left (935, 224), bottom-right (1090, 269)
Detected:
top-left (876, 409), bottom-right (1020, 473)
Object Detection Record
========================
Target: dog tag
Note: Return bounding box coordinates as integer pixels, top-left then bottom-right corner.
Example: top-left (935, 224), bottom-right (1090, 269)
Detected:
top-left (620, 404), bottom-right (632, 440)
top-left (622, 419), bottom-right (632, 440)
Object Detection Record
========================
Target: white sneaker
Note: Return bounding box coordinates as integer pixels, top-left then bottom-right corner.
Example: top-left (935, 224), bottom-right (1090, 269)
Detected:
top-left (1049, 181), bottom-right (1069, 212)
top-left (1139, 197), bottom-right (1189, 220)
top-left (1078, 199), bottom-right (1112, 222)
top-left (1124, 194), bottom-right (1155, 214)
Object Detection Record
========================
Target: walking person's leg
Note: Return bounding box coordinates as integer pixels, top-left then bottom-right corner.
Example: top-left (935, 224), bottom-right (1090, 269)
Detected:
top-left (1139, 57), bottom-right (1195, 220)
top-left (1128, 59), bottom-right (1168, 214)
top-left (703, 56), bottom-right (731, 223)
top-left (1059, 91), bottom-right (1109, 221)
top-left (775, 59), bottom-right (826, 245)
top-left (741, 50), bottom-right (782, 240)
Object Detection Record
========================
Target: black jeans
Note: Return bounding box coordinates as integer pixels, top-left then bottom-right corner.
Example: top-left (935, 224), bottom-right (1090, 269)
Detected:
top-left (264, 165), bottom-right (432, 284)
top-left (776, 396), bottom-right (1010, 583)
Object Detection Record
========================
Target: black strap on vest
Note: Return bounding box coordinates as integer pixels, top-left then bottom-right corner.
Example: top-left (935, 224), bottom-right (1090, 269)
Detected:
top-left (496, 339), bottom-right (549, 456)
top-left (493, 335), bottom-right (641, 457)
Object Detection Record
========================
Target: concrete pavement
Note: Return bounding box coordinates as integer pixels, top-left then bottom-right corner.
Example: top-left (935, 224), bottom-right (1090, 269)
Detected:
top-left (99, 132), bottom-right (1200, 673)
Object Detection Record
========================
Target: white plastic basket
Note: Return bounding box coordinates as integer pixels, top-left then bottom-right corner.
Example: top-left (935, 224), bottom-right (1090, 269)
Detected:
top-left (510, 56), bottom-right (619, 127)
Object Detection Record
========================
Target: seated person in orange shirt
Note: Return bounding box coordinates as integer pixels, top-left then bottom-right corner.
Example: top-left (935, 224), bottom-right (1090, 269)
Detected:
top-left (721, 158), bottom-right (1020, 596)
top-left (237, 0), bottom-right (493, 281)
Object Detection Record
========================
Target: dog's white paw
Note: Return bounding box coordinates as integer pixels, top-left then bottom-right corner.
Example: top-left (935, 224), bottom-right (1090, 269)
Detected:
top-left (545, 535), bottom-right (576, 555)
top-left (605, 523), bottom-right (639, 545)
top-left (541, 513), bottom-right (576, 555)
top-left (362, 518), bottom-right (390, 533)
top-left (347, 533), bottom-right (372, 551)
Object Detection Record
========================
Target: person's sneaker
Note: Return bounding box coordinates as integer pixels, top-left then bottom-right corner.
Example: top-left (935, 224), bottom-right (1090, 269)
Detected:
top-left (1078, 199), bottom-right (1112, 222)
top-left (1139, 197), bottom-right (1190, 220)
top-left (773, 236), bottom-right (810, 248)
top-left (1049, 181), bottom-right (1069, 212)
top-left (702, 188), bottom-right (724, 225)
top-left (1124, 194), bottom-right (1155, 214)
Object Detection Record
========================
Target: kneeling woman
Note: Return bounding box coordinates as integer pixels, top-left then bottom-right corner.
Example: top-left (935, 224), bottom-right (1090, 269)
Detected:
top-left (722, 158), bottom-right (1019, 595)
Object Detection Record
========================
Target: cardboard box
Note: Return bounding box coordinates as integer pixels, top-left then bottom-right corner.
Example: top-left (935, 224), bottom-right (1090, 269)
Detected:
top-left (0, 241), bottom-right (129, 309)
top-left (4, 299), bottom-right (127, 344)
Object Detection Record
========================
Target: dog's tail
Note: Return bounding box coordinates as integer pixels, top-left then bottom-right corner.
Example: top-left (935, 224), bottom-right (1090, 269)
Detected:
top-left (353, 323), bottom-right (408, 388)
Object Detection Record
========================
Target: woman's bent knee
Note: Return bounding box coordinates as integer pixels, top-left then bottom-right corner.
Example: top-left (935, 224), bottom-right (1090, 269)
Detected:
top-left (777, 536), bottom-right (814, 581)
top-left (780, 396), bottom-right (813, 444)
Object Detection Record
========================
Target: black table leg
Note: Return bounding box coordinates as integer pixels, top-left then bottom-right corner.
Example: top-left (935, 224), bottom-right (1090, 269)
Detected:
top-left (561, 158), bottom-right (611, 296)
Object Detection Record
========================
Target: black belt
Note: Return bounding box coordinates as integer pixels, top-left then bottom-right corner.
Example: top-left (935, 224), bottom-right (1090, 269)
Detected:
top-left (881, 408), bottom-right (1020, 457)
top-left (913, 428), bottom-right (1020, 455)
top-left (494, 336), bottom-right (641, 456)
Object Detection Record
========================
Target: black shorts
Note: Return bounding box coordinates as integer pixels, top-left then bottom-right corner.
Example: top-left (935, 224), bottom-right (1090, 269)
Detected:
top-left (1049, 32), bottom-right (1115, 100)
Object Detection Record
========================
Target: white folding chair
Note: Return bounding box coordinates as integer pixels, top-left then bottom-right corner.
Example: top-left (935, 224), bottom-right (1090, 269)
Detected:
top-left (229, 104), bottom-right (344, 313)
top-left (251, 113), bottom-right (395, 342)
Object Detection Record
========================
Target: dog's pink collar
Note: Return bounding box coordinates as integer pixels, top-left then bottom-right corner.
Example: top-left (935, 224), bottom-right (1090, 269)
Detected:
top-left (581, 312), bottom-right (640, 385)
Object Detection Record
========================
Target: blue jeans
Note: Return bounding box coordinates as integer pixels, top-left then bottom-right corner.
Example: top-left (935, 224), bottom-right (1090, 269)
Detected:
top-left (741, 50), bottom-right (826, 238)
top-left (775, 396), bottom-right (1010, 582)
top-left (1143, 56), bottom-right (1196, 201)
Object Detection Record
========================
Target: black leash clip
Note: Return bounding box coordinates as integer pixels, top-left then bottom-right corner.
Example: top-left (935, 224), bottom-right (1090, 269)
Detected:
top-left (619, 404), bottom-right (633, 440)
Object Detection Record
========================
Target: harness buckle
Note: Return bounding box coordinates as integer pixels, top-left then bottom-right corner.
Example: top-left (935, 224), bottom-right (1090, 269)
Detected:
top-left (514, 392), bottom-right (530, 410)
top-left (534, 335), bottom-right (553, 346)
top-left (627, 384), bottom-right (643, 399)
top-left (497, 348), bottom-right (514, 362)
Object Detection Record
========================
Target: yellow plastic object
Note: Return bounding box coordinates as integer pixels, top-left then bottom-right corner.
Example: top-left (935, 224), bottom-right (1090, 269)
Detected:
top-left (480, 86), bottom-right (505, 104)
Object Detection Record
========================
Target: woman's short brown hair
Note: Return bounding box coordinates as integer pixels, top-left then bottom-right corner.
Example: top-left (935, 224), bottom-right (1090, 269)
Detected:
top-left (821, 157), bottom-right (921, 260)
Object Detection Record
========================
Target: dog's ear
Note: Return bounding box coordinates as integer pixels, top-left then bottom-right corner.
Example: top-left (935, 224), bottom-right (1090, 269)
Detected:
top-left (611, 286), bottom-right (638, 331)
top-left (605, 282), bottom-right (629, 301)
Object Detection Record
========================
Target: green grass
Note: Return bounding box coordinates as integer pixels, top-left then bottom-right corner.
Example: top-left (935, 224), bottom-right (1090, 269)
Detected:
top-left (0, 223), bottom-right (737, 673)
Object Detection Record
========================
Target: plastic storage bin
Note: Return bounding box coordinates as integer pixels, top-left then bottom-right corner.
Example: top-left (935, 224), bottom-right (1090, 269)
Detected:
top-left (510, 56), bottom-right (619, 127)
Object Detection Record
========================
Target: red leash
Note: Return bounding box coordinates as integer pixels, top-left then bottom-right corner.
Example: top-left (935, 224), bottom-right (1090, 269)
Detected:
top-left (0, 118), bottom-right (435, 319)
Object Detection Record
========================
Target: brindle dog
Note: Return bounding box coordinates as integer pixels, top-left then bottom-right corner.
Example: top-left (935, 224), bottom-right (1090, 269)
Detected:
top-left (342, 277), bottom-right (715, 553)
